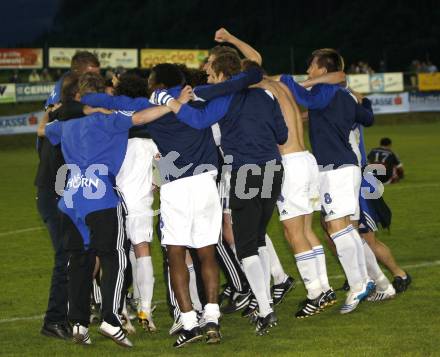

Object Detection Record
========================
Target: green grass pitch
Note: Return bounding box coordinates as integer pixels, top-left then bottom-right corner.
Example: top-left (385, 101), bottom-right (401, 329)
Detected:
top-left (0, 120), bottom-right (439, 356)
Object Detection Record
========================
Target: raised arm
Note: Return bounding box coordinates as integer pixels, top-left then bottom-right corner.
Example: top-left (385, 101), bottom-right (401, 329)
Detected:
top-left (279, 74), bottom-right (338, 110)
top-left (148, 86), bottom-right (233, 129)
top-left (81, 93), bottom-right (151, 111)
top-left (174, 96), bottom-right (232, 129)
top-left (215, 28), bottom-right (262, 65)
top-left (194, 67), bottom-right (263, 101)
top-left (300, 71), bottom-right (346, 88)
top-left (132, 106), bottom-right (171, 125)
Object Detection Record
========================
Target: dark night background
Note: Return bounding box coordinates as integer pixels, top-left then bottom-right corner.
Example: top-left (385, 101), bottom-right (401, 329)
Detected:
top-left (1, 0), bottom-right (439, 73)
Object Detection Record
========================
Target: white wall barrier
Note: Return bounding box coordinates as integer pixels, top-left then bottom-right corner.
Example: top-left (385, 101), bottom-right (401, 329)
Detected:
top-left (0, 111), bottom-right (44, 135)
top-left (367, 92), bottom-right (440, 114)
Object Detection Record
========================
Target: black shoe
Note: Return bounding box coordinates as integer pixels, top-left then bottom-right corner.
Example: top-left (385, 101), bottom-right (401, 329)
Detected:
top-left (323, 288), bottom-right (337, 307)
top-left (295, 292), bottom-right (326, 319)
top-left (255, 312), bottom-right (278, 335)
top-left (63, 322), bottom-right (73, 338)
top-left (219, 284), bottom-right (233, 305)
top-left (392, 272), bottom-right (412, 293)
top-left (271, 276), bottom-right (295, 305)
top-left (241, 295), bottom-right (258, 318)
top-left (40, 322), bottom-right (71, 340)
top-left (173, 326), bottom-right (204, 348)
top-left (221, 290), bottom-right (251, 314)
top-left (248, 310), bottom-right (259, 325)
top-left (204, 322), bottom-right (221, 344)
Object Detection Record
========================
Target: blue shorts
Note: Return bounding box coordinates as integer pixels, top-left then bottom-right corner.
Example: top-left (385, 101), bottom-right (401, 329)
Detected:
top-left (358, 195), bottom-right (379, 234)
top-left (358, 173), bottom-right (380, 234)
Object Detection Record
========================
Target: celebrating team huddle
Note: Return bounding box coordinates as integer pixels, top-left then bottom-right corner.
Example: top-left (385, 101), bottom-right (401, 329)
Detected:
top-left (35, 28), bottom-right (411, 349)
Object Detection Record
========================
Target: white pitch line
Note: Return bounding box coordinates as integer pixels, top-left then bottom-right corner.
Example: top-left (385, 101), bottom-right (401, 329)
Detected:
top-left (0, 300), bottom-right (167, 324)
top-left (0, 227), bottom-right (43, 237)
top-left (385, 183), bottom-right (440, 191)
top-left (0, 315), bottom-right (44, 323)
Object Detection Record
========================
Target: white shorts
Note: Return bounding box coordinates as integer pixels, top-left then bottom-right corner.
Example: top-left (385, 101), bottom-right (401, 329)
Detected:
top-left (277, 151), bottom-right (321, 220)
top-left (306, 151), bottom-right (321, 212)
top-left (350, 167), bottom-right (362, 222)
top-left (116, 138), bottom-right (158, 245)
top-left (319, 165), bottom-right (361, 222)
top-left (160, 171), bottom-right (222, 248)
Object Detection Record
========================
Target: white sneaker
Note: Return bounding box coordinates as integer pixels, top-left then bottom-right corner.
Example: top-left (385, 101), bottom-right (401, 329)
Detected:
top-left (99, 321), bottom-right (133, 347)
top-left (72, 323), bottom-right (92, 345)
top-left (340, 283), bottom-right (369, 314)
top-left (367, 284), bottom-right (396, 302)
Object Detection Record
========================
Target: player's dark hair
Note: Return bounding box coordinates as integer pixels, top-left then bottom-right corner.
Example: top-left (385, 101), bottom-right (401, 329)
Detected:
top-left (176, 64), bottom-right (208, 87)
top-left (151, 63), bottom-right (185, 89)
top-left (241, 59), bottom-right (266, 75)
top-left (78, 72), bottom-right (106, 96)
top-left (187, 69), bottom-right (208, 87)
top-left (211, 53), bottom-right (241, 79)
top-left (309, 48), bottom-right (344, 73)
top-left (209, 45), bottom-right (239, 58)
top-left (125, 68), bottom-right (150, 79)
top-left (71, 51), bottom-right (100, 73)
top-left (115, 72), bottom-right (148, 98)
top-left (60, 72), bottom-right (79, 102)
top-left (380, 137), bottom-right (392, 146)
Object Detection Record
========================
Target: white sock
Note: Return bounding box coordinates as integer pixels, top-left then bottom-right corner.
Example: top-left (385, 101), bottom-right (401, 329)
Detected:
top-left (265, 234), bottom-right (288, 285)
top-left (294, 250), bottom-right (322, 299)
top-left (180, 310), bottom-right (198, 331)
top-left (136, 256), bottom-right (154, 313)
top-left (312, 245), bottom-right (331, 291)
top-left (187, 264), bottom-right (203, 311)
top-left (363, 240), bottom-right (390, 290)
top-left (129, 248), bottom-right (139, 300)
top-left (203, 303), bottom-right (220, 324)
top-left (351, 229), bottom-right (369, 282)
top-left (331, 225), bottom-right (363, 292)
top-left (258, 246), bottom-right (272, 303)
top-left (242, 255), bottom-right (273, 317)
